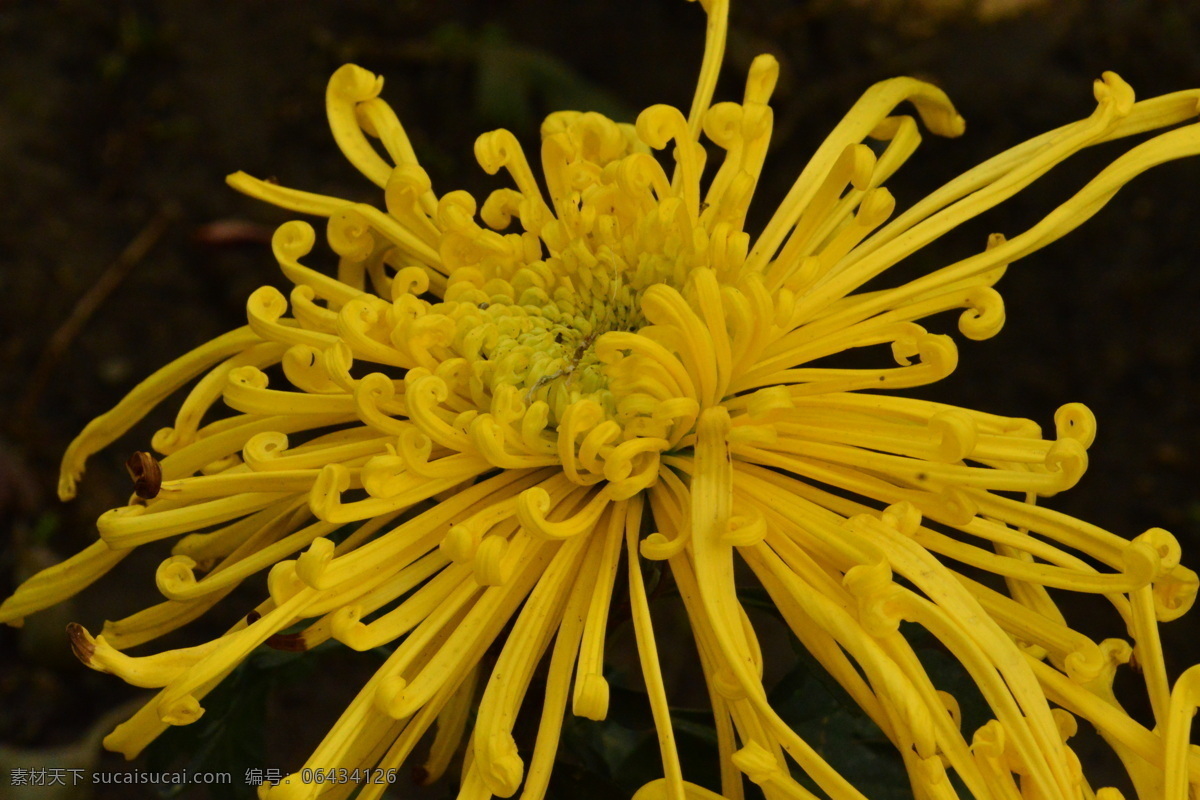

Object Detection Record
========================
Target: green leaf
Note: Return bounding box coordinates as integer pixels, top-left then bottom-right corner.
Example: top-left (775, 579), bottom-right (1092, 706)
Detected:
top-left (428, 22), bottom-right (635, 129)
top-left (144, 644), bottom-right (325, 799)
top-left (145, 662), bottom-right (267, 799)
top-left (770, 659), bottom-right (915, 800)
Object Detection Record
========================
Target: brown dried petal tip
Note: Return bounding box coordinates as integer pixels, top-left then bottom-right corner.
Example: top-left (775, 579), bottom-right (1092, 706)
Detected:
top-left (265, 632), bottom-right (309, 652)
top-left (125, 451), bottom-right (162, 499)
top-left (66, 622), bottom-right (96, 665)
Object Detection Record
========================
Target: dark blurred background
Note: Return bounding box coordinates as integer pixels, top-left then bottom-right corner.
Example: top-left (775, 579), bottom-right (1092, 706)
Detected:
top-left (1, 0), bottom-right (1198, 797)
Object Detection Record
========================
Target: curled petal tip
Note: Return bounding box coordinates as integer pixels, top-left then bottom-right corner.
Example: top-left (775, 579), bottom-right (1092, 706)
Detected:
top-left (295, 537), bottom-right (336, 589)
top-left (328, 63), bottom-right (384, 102)
top-left (157, 694), bottom-right (204, 727)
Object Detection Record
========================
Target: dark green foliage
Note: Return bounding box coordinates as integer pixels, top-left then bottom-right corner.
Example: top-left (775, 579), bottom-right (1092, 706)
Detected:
top-left (144, 646), bottom-right (319, 799)
top-left (430, 23), bottom-right (635, 130)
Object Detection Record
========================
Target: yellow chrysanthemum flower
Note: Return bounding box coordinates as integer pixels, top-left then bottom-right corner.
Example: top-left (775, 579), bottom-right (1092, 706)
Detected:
top-left (6, 1), bottom-right (1200, 798)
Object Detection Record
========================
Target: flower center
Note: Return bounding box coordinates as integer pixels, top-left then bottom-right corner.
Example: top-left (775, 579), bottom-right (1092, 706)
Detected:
top-left (429, 112), bottom-right (720, 437)
top-left (240, 62), bottom-right (784, 498)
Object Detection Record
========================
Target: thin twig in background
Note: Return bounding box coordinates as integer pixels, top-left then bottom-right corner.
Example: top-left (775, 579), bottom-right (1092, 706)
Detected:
top-left (15, 206), bottom-right (178, 431)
